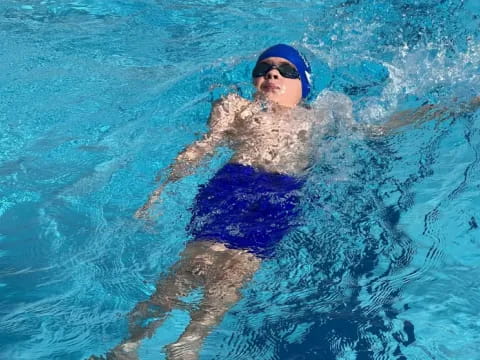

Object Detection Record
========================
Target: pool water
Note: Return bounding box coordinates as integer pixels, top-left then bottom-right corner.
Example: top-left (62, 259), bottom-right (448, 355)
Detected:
top-left (1, 0), bottom-right (479, 359)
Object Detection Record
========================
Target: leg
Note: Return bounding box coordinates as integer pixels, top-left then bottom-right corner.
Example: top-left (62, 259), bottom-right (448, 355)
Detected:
top-left (165, 243), bottom-right (261, 360)
top-left (106, 241), bottom-right (218, 360)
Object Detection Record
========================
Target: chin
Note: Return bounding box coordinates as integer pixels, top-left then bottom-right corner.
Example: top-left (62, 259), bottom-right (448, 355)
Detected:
top-left (262, 91), bottom-right (282, 103)
top-left (257, 91), bottom-right (295, 107)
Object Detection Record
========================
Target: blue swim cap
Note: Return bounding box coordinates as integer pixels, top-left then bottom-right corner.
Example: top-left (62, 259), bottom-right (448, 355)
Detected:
top-left (256, 44), bottom-right (312, 99)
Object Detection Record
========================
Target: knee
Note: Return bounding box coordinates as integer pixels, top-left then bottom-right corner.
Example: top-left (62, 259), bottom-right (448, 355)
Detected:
top-left (130, 298), bottom-right (170, 321)
top-left (149, 294), bottom-right (175, 312)
top-left (205, 286), bottom-right (240, 305)
top-left (190, 308), bottom-right (225, 327)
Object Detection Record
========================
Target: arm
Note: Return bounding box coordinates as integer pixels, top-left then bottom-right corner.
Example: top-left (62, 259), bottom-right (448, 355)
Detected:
top-left (135, 94), bottom-right (239, 219)
top-left (366, 95), bottom-right (480, 136)
top-left (134, 136), bottom-right (217, 219)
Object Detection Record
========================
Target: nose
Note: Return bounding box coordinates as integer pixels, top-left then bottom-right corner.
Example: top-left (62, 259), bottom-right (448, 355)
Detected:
top-left (265, 68), bottom-right (280, 80)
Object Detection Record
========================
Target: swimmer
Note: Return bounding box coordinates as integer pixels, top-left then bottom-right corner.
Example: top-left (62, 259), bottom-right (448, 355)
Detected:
top-left (89, 44), bottom-right (480, 360)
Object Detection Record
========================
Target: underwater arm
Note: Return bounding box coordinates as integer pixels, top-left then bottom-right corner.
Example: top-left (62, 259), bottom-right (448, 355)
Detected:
top-left (135, 95), bottom-right (238, 219)
top-left (365, 95), bottom-right (480, 136)
top-left (134, 138), bottom-right (217, 219)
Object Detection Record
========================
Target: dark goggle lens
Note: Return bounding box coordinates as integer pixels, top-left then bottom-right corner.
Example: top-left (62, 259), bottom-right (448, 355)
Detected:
top-left (252, 62), bottom-right (300, 79)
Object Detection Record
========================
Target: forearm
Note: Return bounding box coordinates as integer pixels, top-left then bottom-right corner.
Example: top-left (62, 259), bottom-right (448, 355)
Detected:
top-left (383, 96), bottom-right (480, 131)
top-left (384, 104), bottom-right (445, 131)
top-left (372, 95), bottom-right (480, 135)
top-left (135, 182), bottom-right (167, 218)
top-left (364, 106), bottom-right (453, 137)
top-left (165, 138), bottom-right (217, 182)
top-left (460, 95), bottom-right (480, 115)
top-left (135, 138), bottom-right (218, 218)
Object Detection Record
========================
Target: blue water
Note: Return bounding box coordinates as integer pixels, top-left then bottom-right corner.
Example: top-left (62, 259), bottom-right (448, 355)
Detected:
top-left (1, 0), bottom-right (479, 359)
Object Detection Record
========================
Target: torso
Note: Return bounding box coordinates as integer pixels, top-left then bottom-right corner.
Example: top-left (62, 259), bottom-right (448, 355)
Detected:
top-left (218, 95), bottom-right (321, 175)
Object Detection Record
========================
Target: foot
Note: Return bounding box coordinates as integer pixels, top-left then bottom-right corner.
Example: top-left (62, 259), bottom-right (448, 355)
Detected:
top-left (106, 342), bottom-right (140, 360)
top-left (165, 336), bottom-right (202, 360)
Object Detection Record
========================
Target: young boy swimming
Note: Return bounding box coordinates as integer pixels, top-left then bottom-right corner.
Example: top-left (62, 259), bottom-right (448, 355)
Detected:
top-left (89, 44), bottom-right (315, 360)
top-left (90, 44), bottom-right (479, 360)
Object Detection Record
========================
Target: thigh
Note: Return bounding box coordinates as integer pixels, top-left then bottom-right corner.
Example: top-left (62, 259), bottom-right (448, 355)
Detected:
top-left (150, 241), bottom-right (217, 306)
top-left (204, 247), bottom-right (261, 304)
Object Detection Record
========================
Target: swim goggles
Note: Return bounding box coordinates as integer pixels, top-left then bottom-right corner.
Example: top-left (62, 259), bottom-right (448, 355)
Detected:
top-left (252, 62), bottom-right (300, 79)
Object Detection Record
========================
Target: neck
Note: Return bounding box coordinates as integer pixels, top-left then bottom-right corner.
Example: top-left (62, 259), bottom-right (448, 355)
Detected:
top-left (254, 93), bottom-right (299, 112)
top-left (272, 102), bottom-right (296, 113)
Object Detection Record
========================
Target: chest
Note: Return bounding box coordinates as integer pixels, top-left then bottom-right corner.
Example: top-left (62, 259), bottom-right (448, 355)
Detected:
top-left (233, 107), bottom-right (312, 138)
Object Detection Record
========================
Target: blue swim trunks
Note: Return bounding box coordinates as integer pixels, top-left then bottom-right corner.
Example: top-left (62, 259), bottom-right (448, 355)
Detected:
top-left (188, 163), bottom-right (305, 258)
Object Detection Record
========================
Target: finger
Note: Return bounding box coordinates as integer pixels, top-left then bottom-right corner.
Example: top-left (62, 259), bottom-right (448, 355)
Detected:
top-left (134, 208), bottom-right (146, 219)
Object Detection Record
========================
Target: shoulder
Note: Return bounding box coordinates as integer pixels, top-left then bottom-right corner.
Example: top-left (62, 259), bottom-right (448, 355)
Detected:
top-left (214, 92), bottom-right (249, 108)
top-left (313, 90), bottom-right (353, 112)
top-left (311, 90), bottom-right (354, 125)
top-left (209, 93), bottom-right (250, 128)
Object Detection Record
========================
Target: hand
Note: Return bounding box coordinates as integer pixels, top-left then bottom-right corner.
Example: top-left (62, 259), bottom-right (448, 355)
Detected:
top-left (134, 199), bottom-right (163, 234)
top-left (134, 184), bottom-right (166, 220)
top-left (470, 95), bottom-right (480, 108)
top-left (134, 202), bottom-right (151, 220)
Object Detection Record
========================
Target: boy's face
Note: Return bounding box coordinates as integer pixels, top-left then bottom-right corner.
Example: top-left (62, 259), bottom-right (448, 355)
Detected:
top-left (253, 57), bottom-right (303, 108)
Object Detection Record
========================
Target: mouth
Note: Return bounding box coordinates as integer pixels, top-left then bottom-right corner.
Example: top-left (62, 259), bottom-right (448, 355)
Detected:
top-left (261, 83), bottom-right (281, 92)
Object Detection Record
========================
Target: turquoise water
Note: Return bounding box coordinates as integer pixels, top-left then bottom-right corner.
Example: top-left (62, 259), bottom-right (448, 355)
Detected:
top-left (1, 0), bottom-right (479, 359)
